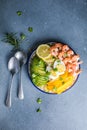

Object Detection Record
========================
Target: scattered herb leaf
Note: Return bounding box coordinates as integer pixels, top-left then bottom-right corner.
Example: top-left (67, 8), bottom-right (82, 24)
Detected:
top-left (59, 77), bottom-right (63, 80)
top-left (53, 86), bottom-right (57, 91)
top-left (28, 27), bottom-right (33, 32)
top-left (53, 68), bottom-right (58, 71)
top-left (17, 11), bottom-right (22, 16)
top-left (57, 59), bottom-right (61, 63)
top-left (62, 81), bottom-right (65, 85)
top-left (37, 98), bottom-right (42, 104)
top-left (36, 108), bottom-right (42, 112)
top-left (20, 33), bottom-right (26, 40)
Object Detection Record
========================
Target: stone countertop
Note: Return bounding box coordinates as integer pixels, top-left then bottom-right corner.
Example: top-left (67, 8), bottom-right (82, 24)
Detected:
top-left (0, 0), bottom-right (87, 130)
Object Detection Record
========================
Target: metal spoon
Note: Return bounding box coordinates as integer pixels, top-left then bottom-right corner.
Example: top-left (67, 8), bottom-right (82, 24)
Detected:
top-left (6, 57), bottom-right (20, 107)
top-left (15, 51), bottom-right (27, 100)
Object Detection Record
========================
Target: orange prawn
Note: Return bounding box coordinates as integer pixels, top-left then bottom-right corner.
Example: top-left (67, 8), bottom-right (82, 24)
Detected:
top-left (55, 43), bottom-right (63, 51)
top-left (58, 51), bottom-right (65, 60)
top-left (63, 57), bottom-right (71, 65)
top-left (62, 45), bottom-right (69, 52)
top-left (50, 43), bottom-right (63, 57)
top-left (50, 46), bottom-right (58, 57)
top-left (71, 54), bottom-right (80, 62)
top-left (67, 49), bottom-right (74, 57)
top-left (66, 63), bottom-right (77, 72)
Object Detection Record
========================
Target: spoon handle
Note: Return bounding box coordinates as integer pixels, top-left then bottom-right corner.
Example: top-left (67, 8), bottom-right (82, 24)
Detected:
top-left (6, 74), bottom-right (14, 107)
top-left (18, 67), bottom-right (24, 100)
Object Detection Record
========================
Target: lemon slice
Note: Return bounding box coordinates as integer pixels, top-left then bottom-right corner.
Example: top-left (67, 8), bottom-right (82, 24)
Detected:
top-left (43, 55), bottom-right (55, 63)
top-left (36, 44), bottom-right (51, 60)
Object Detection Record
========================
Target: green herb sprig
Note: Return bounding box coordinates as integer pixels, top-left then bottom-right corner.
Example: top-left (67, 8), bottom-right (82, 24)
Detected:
top-left (2, 33), bottom-right (21, 49)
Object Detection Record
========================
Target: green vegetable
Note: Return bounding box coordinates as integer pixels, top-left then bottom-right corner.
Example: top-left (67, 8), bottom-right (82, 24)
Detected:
top-left (32, 73), bottom-right (36, 78)
top-left (59, 77), bottom-right (63, 81)
top-left (37, 98), bottom-right (42, 104)
top-left (53, 86), bottom-right (57, 91)
top-left (20, 33), bottom-right (26, 40)
top-left (30, 56), bottom-right (49, 87)
top-left (36, 108), bottom-right (41, 112)
top-left (28, 27), bottom-right (33, 32)
top-left (2, 33), bottom-right (20, 49)
top-left (32, 75), bottom-right (48, 87)
top-left (17, 11), bottom-right (22, 16)
top-left (57, 59), bottom-right (61, 64)
top-left (31, 56), bottom-right (46, 75)
top-left (53, 68), bottom-right (58, 71)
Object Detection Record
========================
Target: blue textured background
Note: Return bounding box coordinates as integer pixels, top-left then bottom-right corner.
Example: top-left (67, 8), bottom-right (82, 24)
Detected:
top-left (0, 0), bottom-right (87, 130)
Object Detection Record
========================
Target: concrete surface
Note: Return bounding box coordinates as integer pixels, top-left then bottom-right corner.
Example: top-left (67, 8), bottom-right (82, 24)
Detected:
top-left (0, 0), bottom-right (87, 130)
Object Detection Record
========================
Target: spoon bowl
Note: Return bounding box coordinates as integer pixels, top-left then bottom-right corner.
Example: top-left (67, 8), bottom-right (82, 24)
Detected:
top-left (15, 51), bottom-right (27, 67)
top-left (8, 57), bottom-right (20, 74)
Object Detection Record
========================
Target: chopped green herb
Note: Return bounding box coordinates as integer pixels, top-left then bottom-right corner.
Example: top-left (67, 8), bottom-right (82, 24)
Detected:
top-left (62, 81), bottom-right (65, 85)
top-left (17, 11), bottom-right (22, 16)
top-left (28, 27), bottom-right (33, 32)
top-left (57, 59), bottom-right (61, 63)
top-left (20, 33), bottom-right (26, 40)
top-left (36, 108), bottom-right (41, 112)
top-left (37, 98), bottom-right (42, 104)
top-left (53, 86), bottom-right (57, 91)
top-left (32, 73), bottom-right (36, 78)
top-left (46, 71), bottom-right (51, 75)
top-left (59, 77), bottom-right (63, 80)
top-left (53, 68), bottom-right (58, 71)
top-left (64, 52), bottom-right (68, 58)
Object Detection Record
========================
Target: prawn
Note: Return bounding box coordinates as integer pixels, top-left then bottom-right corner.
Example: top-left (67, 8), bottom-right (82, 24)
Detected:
top-left (50, 43), bottom-right (63, 57)
top-left (58, 51), bottom-right (65, 60)
top-left (70, 69), bottom-right (82, 76)
top-left (63, 57), bottom-right (71, 65)
top-left (71, 54), bottom-right (80, 62)
top-left (75, 69), bottom-right (82, 76)
top-left (50, 46), bottom-right (58, 57)
top-left (73, 60), bottom-right (83, 65)
top-left (66, 63), bottom-right (77, 72)
top-left (67, 49), bottom-right (74, 57)
top-left (66, 62), bottom-right (82, 76)
top-left (55, 43), bottom-right (63, 51)
top-left (62, 45), bottom-right (69, 52)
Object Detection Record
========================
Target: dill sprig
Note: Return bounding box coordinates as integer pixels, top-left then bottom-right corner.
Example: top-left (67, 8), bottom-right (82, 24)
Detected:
top-left (2, 33), bottom-right (21, 49)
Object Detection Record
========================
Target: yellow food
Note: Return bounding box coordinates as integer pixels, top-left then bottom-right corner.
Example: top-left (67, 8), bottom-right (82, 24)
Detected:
top-left (43, 55), bottom-right (55, 63)
top-left (56, 63), bottom-right (66, 73)
top-left (46, 71), bottom-right (75, 94)
top-left (36, 44), bottom-right (51, 60)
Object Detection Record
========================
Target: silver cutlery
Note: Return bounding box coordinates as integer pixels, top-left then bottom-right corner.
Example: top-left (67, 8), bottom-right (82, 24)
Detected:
top-left (15, 51), bottom-right (27, 100)
top-left (6, 57), bottom-right (20, 107)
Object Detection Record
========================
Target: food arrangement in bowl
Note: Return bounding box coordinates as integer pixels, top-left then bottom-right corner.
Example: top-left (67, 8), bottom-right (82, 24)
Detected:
top-left (28, 42), bottom-right (83, 94)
